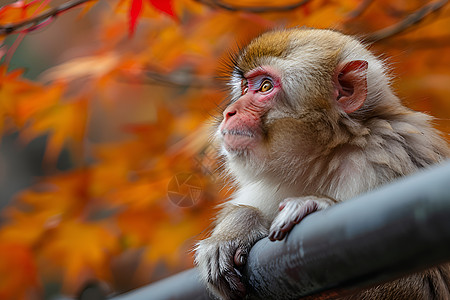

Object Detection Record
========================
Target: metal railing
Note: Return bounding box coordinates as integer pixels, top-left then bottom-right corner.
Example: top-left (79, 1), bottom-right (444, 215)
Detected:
top-left (111, 161), bottom-right (450, 300)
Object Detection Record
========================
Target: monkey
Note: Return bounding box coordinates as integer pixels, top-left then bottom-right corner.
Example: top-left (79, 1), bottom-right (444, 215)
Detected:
top-left (194, 28), bottom-right (450, 300)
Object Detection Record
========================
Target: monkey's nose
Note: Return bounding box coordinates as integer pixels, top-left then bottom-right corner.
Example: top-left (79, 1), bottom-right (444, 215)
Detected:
top-left (223, 108), bottom-right (237, 121)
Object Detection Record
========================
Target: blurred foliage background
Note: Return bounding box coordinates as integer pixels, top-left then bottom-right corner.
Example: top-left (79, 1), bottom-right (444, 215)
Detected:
top-left (0, 0), bottom-right (449, 299)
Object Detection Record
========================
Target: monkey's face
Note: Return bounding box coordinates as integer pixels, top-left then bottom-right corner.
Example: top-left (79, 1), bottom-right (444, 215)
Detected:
top-left (218, 66), bottom-right (282, 157)
top-left (218, 29), bottom-right (372, 183)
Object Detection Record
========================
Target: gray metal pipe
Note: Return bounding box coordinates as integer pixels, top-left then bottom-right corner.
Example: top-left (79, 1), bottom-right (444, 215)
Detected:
top-left (111, 161), bottom-right (450, 300)
top-left (109, 268), bottom-right (210, 300)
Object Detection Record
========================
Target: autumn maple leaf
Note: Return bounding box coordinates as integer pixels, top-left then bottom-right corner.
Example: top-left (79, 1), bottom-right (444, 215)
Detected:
top-left (129, 0), bottom-right (142, 37)
top-left (128, 0), bottom-right (176, 36)
top-left (148, 0), bottom-right (176, 18)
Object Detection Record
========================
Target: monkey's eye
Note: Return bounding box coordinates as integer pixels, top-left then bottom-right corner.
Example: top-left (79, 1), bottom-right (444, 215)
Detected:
top-left (259, 79), bottom-right (273, 93)
top-left (241, 79), bottom-right (248, 95)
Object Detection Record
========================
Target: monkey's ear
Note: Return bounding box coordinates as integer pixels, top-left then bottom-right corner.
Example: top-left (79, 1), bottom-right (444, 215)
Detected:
top-left (333, 60), bottom-right (368, 114)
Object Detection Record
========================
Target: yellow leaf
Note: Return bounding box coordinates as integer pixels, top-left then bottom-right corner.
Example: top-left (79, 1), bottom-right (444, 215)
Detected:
top-left (21, 97), bottom-right (88, 160)
top-left (40, 220), bottom-right (118, 289)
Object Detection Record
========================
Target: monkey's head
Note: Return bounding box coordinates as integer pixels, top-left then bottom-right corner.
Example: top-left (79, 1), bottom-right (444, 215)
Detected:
top-left (218, 28), bottom-right (395, 185)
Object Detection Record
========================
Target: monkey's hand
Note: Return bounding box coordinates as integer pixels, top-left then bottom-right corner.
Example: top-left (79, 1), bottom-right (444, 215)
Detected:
top-left (195, 204), bottom-right (269, 300)
top-left (269, 196), bottom-right (335, 241)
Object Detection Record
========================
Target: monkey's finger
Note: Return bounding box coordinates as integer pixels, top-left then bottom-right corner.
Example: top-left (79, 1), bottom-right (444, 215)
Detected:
top-left (278, 197), bottom-right (296, 211)
top-left (233, 247), bottom-right (248, 267)
top-left (280, 220), bottom-right (296, 232)
top-left (216, 243), bottom-right (248, 298)
top-left (269, 218), bottom-right (289, 240)
top-left (278, 201), bottom-right (287, 211)
top-left (269, 229), bottom-right (286, 241)
top-left (292, 200), bottom-right (319, 223)
top-left (221, 269), bottom-right (246, 299)
top-left (270, 200), bottom-right (321, 241)
top-left (271, 219), bottom-right (298, 240)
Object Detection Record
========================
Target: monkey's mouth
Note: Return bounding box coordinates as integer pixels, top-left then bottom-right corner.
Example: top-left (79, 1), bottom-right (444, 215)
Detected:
top-left (222, 129), bottom-right (255, 138)
top-left (221, 129), bottom-right (259, 152)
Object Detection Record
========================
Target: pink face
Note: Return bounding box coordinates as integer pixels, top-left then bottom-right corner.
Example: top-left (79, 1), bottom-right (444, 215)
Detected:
top-left (219, 66), bottom-right (281, 154)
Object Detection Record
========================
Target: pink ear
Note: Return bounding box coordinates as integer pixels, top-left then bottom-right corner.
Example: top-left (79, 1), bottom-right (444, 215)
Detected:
top-left (333, 60), bottom-right (368, 114)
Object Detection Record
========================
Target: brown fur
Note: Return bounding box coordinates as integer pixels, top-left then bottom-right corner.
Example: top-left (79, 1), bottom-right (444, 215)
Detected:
top-left (342, 264), bottom-right (450, 300)
top-left (237, 30), bottom-right (292, 73)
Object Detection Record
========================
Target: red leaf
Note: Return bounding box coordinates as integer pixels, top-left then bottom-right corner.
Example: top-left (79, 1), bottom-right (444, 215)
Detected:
top-left (129, 0), bottom-right (143, 37)
top-left (148, 0), bottom-right (176, 18)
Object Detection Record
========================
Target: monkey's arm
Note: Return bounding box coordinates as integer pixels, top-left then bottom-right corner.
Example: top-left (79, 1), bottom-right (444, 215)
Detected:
top-left (195, 204), bottom-right (269, 300)
top-left (269, 196), bottom-right (337, 241)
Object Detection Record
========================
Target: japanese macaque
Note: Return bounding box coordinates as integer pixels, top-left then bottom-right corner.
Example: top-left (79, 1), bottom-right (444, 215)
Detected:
top-left (194, 28), bottom-right (450, 300)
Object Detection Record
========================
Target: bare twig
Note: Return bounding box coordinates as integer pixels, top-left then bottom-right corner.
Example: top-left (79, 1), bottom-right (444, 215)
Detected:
top-left (117, 71), bottom-right (219, 89)
top-left (365, 0), bottom-right (449, 42)
top-left (143, 71), bottom-right (219, 89)
top-left (382, 36), bottom-right (450, 48)
top-left (0, 0), bottom-right (96, 36)
top-left (194, 0), bottom-right (311, 13)
top-left (347, 0), bottom-right (374, 18)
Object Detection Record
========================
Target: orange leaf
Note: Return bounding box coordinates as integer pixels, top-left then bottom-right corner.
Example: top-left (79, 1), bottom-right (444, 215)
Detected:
top-left (20, 97), bottom-right (88, 161)
top-left (0, 243), bottom-right (40, 300)
top-left (116, 207), bottom-right (166, 247)
top-left (39, 220), bottom-right (118, 290)
top-left (0, 66), bottom-right (62, 133)
top-left (145, 212), bottom-right (210, 267)
top-left (0, 0), bottom-right (44, 25)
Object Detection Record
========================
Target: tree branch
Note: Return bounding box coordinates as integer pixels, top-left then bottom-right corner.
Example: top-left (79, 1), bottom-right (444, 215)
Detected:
top-left (117, 70), bottom-right (220, 89)
top-left (194, 0), bottom-right (311, 13)
top-left (365, 0), bottom-right (449, 42)
top-left (381, 35), bottom-right (450, 48)
top-left (0, 0), bottom-right (96, 36)
top-left (347, 0), bottom-right (374, 19)
top-left (142, 71), bottom-right (219, 89)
